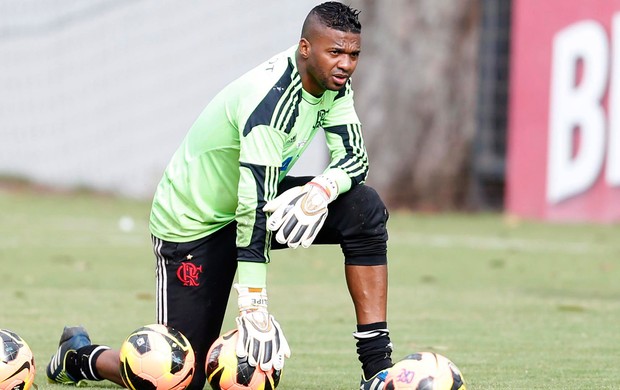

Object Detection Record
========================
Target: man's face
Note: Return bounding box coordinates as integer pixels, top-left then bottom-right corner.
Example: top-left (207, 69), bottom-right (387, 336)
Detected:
top-left (302, 28), bottom-right (361, 96)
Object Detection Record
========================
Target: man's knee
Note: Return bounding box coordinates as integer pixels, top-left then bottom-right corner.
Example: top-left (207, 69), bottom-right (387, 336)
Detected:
top-left (330, 185), bottom-right (389, 265)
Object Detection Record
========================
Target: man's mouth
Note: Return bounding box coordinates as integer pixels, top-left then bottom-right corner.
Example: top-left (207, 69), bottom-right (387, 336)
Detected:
top-left (333, 74), bottom-right (349, 84)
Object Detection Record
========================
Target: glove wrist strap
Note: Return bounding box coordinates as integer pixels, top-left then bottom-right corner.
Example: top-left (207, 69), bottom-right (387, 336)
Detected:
top-left (235, 283), bottom-right (268, 314)
top-left (310, 174), bottom-right (339, 202)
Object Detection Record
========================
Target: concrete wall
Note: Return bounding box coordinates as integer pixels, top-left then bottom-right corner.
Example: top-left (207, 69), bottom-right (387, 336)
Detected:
top-left (0, 0), bottom-right (327, 198)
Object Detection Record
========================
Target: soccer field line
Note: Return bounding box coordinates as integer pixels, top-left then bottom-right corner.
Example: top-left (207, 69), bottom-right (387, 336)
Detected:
top-left (388, 233), bottom-right (607, 255)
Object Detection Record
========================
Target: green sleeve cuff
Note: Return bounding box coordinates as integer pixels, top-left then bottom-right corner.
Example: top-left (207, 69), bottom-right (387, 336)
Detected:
top-left (237, 261), bottom-right (268, 288)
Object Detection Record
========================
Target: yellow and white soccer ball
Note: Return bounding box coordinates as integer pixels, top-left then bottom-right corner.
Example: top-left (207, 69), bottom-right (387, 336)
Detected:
top-left (206, 329), bottom-right (282, 390)
top-left (119, 324), bottom-right (195, 390)
top-left (0, 329), bottom-right (36, 390)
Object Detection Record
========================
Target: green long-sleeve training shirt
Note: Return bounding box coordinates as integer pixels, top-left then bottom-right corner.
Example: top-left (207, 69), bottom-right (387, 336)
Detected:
top-left (149, 45), bottom-right (369, 282)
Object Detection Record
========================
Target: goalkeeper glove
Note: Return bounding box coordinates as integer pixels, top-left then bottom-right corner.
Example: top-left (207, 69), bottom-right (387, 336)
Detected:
top-left (234, 284), bottom-right (291, 371)
top-left (263, 174), bottom-right (338, 248)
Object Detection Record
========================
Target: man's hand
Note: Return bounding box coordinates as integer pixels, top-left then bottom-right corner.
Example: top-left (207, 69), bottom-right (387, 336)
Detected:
top-left (263, 175), bottom-right (338, 248)
top-left (234, 284), bottom-right (291, 371)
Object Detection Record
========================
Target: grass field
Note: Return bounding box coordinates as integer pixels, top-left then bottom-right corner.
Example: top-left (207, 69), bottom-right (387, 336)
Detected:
top-left (1, 186), bottom-right (619, 389)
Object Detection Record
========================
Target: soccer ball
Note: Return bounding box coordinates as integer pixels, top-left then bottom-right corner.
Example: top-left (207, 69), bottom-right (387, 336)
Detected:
top-left (206, 329), bottom-right (282, 390)
top-left (384, 352), bottom-right (466, 390)
top-left (119, 324), bottom-right (195, 390)
top-left (0, 329), bottom-right (35, 390)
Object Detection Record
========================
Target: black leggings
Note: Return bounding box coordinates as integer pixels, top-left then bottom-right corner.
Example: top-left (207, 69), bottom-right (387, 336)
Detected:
top-left (273, 176), bottom-right (389, 265)
top-left (152, 177), bottom-right (389, 389)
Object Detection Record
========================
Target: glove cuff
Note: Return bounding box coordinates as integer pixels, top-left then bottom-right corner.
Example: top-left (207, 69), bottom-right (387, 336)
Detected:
top-left (235, 283), bottom-right (268, 314)
top-left (310, 174), bottom-right (339, 203)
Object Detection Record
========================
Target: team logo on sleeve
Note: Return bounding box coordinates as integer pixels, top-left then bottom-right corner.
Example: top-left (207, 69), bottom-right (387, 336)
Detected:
top-left (176, 262), bottom-right (203, 286)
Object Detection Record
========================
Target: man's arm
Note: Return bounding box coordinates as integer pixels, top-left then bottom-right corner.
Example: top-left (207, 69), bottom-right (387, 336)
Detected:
top-left (322, 79), bottom-right (369, 192)
top-left (263, 80), bottom-right (368, 249)
top-left (234, 123), bottom-right (291, 370)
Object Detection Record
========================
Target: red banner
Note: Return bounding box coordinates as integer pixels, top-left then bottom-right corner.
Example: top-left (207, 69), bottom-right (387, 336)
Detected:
top-left (507, 0), bottom-right (620, 222)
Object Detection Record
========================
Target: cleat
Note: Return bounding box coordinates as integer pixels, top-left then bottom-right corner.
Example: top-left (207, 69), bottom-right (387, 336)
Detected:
top-left (360, 369), bottom-right (389, 390)
top-left (46, 326), bottom-right (91, 386)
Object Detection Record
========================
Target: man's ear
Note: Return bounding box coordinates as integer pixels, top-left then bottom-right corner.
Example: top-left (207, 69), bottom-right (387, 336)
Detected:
top-left (298, 38), bottom-right (310, 59)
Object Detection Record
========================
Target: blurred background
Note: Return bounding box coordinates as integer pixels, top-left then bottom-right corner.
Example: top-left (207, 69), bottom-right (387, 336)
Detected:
top-left (1, 0), bottom-right (619, 223)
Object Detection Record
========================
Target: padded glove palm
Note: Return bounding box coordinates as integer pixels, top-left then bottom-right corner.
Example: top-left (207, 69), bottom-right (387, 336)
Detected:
top-left (234, 284), bottom-right (290, 371)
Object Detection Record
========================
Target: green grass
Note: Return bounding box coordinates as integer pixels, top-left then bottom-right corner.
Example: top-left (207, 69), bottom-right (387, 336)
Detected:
top-left (1, 188), bottom-right (619, 389)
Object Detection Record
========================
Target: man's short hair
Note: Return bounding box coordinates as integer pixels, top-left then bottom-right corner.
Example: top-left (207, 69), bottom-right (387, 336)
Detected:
top-left (307, 2), bottom-right (361, 34)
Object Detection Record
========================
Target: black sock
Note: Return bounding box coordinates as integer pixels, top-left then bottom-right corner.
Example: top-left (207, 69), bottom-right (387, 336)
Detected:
top-left (353, 322), bottom-right (393, 379)
top-left (66, 344), bottom-right (110, 381)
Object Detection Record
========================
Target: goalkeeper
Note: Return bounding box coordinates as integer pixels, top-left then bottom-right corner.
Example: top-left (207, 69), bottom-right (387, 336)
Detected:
top-left (45, 2), bottom-right (394, 390)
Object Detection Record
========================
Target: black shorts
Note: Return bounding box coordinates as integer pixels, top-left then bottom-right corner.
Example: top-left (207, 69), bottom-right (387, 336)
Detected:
top-left (152, 176), bottom-right (388, 389)
top-left (152, 223), bottom-right (236, 390)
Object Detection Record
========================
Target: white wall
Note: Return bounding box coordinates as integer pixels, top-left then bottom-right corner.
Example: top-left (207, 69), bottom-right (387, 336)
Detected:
top-left (0, 0), bottom-right (327, 198)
